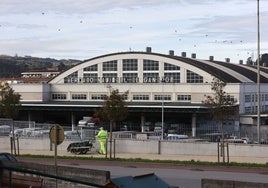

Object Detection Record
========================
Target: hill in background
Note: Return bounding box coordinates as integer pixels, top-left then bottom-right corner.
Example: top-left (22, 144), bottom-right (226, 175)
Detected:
top-left (0, 55), bottom-right (81, 78)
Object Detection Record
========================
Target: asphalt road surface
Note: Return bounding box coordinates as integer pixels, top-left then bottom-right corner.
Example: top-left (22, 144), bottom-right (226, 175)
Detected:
top-left (19, 157), bottom-right (268, 188)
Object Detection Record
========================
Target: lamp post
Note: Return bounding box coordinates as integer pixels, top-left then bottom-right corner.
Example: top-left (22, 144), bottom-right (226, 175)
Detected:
top-left (161, 81), bottom-right (164, 140)
top-left (257, 0), bottom-right (261, 144)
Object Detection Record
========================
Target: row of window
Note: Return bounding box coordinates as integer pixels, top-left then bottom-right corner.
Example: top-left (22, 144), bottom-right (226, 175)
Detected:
top-left (245, 94), bottom-right (268, 103)
top-left (51, 93), bottom-right (192, 101)
top-left (244, 105), bottom-right (268, 114)
top-left (66, 60), bottom-right (203, 84)
top-left (65, 72), bottom-right (191, 84)
top-left (83, 60), bottom-right (181, 72)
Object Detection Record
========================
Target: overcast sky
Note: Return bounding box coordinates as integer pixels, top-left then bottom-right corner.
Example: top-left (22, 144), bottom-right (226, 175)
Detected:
top-left (0, 0), bottom-right (267, 63)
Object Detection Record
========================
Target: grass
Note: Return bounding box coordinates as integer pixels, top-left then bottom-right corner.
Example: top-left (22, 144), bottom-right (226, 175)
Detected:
top-left (17, 154), bottom-right (268, 169)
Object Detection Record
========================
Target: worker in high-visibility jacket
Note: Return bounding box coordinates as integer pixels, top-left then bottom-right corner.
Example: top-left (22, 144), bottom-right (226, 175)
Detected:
top-left (96, 127), bottom-right (108, 155)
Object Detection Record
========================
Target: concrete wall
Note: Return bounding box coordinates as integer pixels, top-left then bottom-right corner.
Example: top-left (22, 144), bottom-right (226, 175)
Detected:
top-left (1, 160), bottom-right (110, 188)
top-left (202, 179), bottom-right (268, 188)
top-left (1, 137), bottom-right (268, 158)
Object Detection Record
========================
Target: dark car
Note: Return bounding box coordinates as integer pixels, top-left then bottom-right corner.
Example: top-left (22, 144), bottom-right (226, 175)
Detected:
top-left (0, 152), bottom-right (17, 162)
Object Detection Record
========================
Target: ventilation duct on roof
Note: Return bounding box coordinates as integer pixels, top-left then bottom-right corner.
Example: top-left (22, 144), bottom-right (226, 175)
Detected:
top-left (191, 53), bottom-right (196, 59)
top-left (225, 58), bottom-right (230, 63)
top-left (181, 52), bottom-right (186, 57)
top-left (209, 56), bottom-right (214, 61)
top-left (239, 60), bottom-right (243, 64)
top-left (146, 47), bottom-right (152, 53)
top-left (169, 50), bottom-right (174, 56)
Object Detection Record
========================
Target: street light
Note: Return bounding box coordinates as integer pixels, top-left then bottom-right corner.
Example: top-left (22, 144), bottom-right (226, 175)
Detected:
top-left (161, 80), bottom-right (164, 140)
top-left (257, 0), bottom-right (261, 144)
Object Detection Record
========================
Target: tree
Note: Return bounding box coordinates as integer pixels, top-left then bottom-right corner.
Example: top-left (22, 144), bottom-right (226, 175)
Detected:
top-left (94, 88), bottom-right (128, 158)
top-left (0, 82), bottom-right (21, 155)
top-left (260, 53), bottom-right (268, 66)
top-left (203, 77), bottom-right (238, 163)
top-left (0, 82), bottom-right (21, 118)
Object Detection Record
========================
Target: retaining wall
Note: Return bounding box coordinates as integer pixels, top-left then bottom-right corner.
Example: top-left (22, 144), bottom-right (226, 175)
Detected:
top-left (1, 137), bottom-right (268, 158)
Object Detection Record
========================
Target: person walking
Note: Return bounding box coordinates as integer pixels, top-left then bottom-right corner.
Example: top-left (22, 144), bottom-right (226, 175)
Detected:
top-left (96, 127), bottom-right (108, 155)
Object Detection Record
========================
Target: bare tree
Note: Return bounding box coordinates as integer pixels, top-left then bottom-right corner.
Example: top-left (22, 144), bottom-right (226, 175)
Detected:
top-left (203, 77), bottom-right (238, 163)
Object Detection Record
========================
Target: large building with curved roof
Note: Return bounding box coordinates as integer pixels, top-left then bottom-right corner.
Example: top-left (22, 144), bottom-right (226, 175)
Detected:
top-left (9, 48), bottom-right (268, 138)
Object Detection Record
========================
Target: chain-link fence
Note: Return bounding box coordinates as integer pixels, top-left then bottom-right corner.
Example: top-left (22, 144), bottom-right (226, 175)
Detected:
top-left (1, 118), bottom-right (268, 144)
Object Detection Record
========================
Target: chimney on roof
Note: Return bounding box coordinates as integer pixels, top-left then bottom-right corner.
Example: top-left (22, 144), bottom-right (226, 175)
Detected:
top-left (225, 58), bottom-right (230, 63)
top-left (181, 52), bottom-right (186, 57)
top-left (191, 53), bottom-right (196, 59)
top-left (169, 50), bottom-right (174, 56)
top-left (146, 47), bottom-right (152, 53)
top-left (209, 56), bottom-right (214, 61)
top-left (239, 60), bottom-right (243, 64)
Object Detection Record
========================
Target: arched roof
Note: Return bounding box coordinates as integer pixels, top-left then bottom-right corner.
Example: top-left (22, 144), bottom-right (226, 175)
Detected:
top-left (49, 51), bottom-right (268, 84)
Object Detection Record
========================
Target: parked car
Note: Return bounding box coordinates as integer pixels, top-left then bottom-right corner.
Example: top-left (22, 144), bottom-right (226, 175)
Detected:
top-left (0, 152), bottom-right (17, 162)
top-left (167, 134), bottom-right (188, 141)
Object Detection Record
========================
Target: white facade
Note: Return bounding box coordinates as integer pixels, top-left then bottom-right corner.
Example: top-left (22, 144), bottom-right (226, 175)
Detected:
top-left (7, 50), bottom-right (268, 138)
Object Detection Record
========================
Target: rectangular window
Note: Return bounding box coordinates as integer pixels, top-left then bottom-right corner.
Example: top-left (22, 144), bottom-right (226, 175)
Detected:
top-left (91, 94), bottom-right (106, 100)
top-left (71, 94), bottom-right (87, 100)
top-left (122, 73), bottom-right (138, 83)
top-left (143, 73), bottom-right (159, 83)
top-left (154, 95), bottom-right (171, 101)
top-left (245, 95), bottom-right (251, 102)
top-left (133, 95), bottom-right (149, 100)
top-left (83, 73), bottom-right (98, 83)
top-left (265, 94), bottom-right (268, 101)
top-left (123, 59), bottom-right (138, 71)
top-left (103, 60), bottom-right (117, 71)
top-left (164, 72), bottom-right (180, 83)
top-left (177, 95), bottom-right (191, 101)
top-left (143, 59), bottom-right (159, 71)
top-left (52, 93), bottom-right (66, 100)
top-left (244, 107), bottom-right (251, 114)
top-left (102, 73), bottom-right (118, 83)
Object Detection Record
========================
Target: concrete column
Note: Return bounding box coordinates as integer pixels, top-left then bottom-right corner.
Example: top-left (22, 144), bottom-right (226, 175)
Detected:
top-left (71, 112), bottom-right (75, 131)
top-left (192, 113), bottom-right (196, 138)
top-left (141, 114), bottom-right (145, 132)
top-left (28, 111), bottom-right (32, 128)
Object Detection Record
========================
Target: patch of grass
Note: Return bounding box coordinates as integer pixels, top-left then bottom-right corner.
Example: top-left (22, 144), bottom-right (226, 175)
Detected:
top-left (17, 154), bottom-right (268, 169)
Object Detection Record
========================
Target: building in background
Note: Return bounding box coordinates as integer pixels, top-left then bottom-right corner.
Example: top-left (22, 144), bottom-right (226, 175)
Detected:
top-left (6, 47), bottom-right (268, 140)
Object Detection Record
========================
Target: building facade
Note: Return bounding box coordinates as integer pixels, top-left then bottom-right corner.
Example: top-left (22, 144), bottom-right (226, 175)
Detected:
top-left (8, 48), bottom-right (268, 139)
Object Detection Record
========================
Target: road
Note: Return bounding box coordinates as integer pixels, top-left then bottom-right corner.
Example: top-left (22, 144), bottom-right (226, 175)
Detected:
top-left (19, 157), bottom-right (268, 188)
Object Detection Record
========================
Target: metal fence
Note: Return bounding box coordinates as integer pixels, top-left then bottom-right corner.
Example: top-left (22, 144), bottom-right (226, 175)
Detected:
top-left (1, 118), bottom-right (268, 144)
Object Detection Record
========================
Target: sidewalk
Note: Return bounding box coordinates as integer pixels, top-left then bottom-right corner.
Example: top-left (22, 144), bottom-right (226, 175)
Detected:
top-left (1, 148), bottom-right (268, 164)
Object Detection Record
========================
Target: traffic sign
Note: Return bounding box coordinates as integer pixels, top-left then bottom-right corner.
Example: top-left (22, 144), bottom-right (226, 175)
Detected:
top-left (49, 124), bottom-right (64, 145)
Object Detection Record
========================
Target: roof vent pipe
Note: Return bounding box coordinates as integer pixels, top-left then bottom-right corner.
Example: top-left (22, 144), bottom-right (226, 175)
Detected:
top-left (146, 47), bottom-right (152, 53)
top-left (225, 58), bottom-right (230, 63)
top-left (209, 56), bottom-right (214, 61)
top-left (181, 52), bottom-right (186, 57)
top-left (239, 60), bottom-right (243, 64)
top-left (169, 50), bottom-right (174, 56)
top-left (191, 53), bottom-right (196, 59)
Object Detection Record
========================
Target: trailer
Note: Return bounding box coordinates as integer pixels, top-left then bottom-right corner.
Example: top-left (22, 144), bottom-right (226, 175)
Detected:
top-left (67, 139), bottom-right (95, 154)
